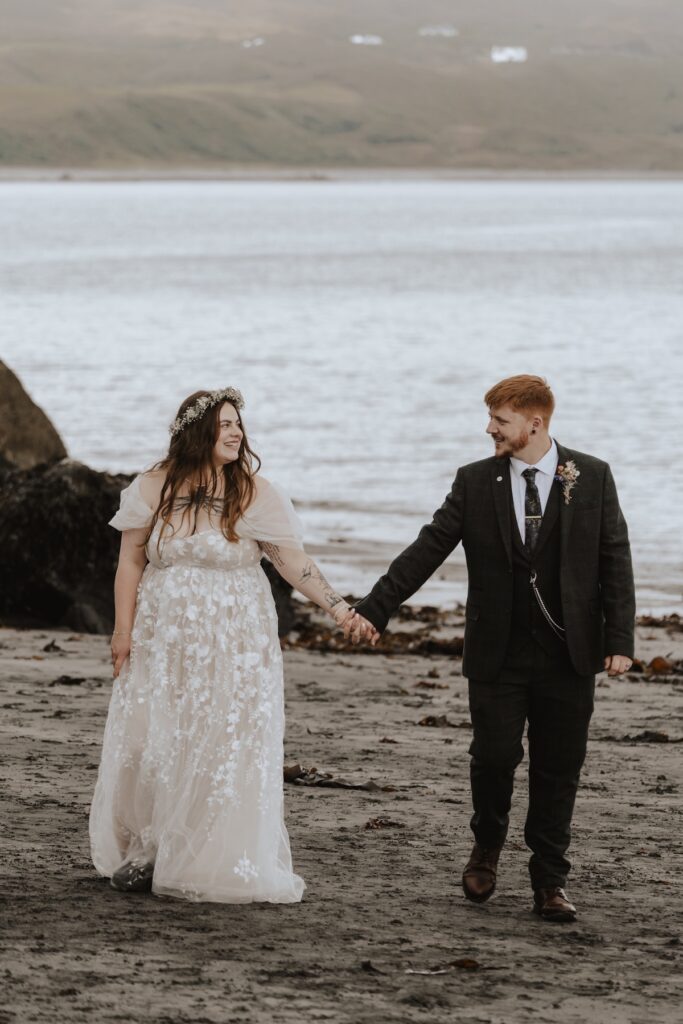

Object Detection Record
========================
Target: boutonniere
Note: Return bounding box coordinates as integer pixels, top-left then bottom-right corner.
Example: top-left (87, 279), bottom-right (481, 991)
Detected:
top-left (554, 460), bottom-right (580, 504)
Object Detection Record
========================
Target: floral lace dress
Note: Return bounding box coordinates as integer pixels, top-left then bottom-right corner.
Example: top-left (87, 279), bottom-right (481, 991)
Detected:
top-left (89, 473), bottom-right (306, 904)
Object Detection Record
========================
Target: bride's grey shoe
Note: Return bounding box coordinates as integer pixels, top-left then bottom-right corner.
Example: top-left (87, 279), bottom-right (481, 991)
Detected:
top-left (110, 859), bottom-right (155, 892)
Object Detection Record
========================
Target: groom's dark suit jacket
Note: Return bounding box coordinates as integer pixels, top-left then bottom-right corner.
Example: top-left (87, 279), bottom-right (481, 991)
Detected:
top-left (355, 443), bottom-right (635, 681)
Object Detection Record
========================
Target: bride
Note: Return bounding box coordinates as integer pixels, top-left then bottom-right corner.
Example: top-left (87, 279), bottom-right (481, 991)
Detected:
top-left (89, 386), bottom-right (375, 903)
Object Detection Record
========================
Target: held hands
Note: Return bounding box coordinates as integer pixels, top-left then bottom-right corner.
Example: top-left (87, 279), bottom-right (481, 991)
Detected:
top-left (345, 610), bottom-right (380, 646)
top-left (332, 604), bottom-right (380, 646)
top-left (604, 654), bottom-right (633, 677)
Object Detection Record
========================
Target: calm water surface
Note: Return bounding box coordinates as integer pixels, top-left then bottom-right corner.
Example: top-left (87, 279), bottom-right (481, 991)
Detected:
top-left (1, 180), bottom-right (681, 611)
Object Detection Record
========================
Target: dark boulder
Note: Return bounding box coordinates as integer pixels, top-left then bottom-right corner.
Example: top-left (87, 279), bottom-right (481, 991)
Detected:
top-left (0, 361), bottom-right (68, 469)
top-left (0, 459), bottom-right (129, 633)
top-left (0, 459), bottom-right (296, 635)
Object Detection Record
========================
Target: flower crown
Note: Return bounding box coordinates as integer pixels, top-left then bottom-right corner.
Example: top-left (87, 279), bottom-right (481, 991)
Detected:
top-left (169, 387), bottom-right (245, 437)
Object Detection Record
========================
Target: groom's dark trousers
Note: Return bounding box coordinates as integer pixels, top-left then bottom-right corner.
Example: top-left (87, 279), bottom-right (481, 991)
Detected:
top-left (469, 652), bottom-right (594, 889)
top-left (355, 442), bottom-right (635, 890)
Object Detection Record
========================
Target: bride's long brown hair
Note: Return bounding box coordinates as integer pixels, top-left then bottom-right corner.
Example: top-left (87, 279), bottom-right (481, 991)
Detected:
top-left (143, 390), bottom-right (261, 552)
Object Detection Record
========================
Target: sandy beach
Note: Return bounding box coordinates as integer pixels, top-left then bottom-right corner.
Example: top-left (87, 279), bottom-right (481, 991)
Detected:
top-left (1, 607), bottom-right (682, 1024)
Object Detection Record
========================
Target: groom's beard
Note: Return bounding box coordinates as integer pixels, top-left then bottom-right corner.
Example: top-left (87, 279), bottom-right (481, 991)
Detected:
top-left (493, 430), bottom-right (529, 458)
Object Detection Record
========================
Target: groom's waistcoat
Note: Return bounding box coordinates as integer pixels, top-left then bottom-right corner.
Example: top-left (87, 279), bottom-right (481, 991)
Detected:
top-left (509, 478), bottom-right (567, 662)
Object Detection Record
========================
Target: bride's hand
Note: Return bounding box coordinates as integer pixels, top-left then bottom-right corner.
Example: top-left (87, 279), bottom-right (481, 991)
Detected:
top-left (331, 603), bottom-right (378, 645)
top-left (111, 634), bottom-right (132, 678)
top-left (331, 602), bottom-right (355, 630)
top-left (342, 610), bottom-right (380, 646)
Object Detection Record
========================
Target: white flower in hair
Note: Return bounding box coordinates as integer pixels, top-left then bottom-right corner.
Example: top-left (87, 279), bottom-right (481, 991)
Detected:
top-left (169, 387), bottom-right (245, 436)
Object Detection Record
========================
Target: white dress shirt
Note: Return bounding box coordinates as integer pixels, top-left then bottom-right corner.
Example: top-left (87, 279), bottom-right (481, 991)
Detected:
top-left (509, 438), bottom-right (559, 544)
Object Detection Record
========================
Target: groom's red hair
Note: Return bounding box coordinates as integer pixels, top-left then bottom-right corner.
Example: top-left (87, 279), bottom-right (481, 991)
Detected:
top-left (484, 375), bottom-right (555, 425)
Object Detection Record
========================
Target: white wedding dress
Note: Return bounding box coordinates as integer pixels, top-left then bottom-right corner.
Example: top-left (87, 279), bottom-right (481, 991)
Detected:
top-left (89, 472), bottom-right (306, 903)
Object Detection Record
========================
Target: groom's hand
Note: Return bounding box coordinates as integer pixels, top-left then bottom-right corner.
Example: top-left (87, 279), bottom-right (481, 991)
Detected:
top-left (604, 654), bottom-right (632, 676)
top-left (344, 612), bottom-right (380, 646)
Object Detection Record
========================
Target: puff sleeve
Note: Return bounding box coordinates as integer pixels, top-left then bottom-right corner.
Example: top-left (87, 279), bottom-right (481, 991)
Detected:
top-left (109, 474), bottom-right (156, 532)
top-left (237, 477), bottom-right (304, 551)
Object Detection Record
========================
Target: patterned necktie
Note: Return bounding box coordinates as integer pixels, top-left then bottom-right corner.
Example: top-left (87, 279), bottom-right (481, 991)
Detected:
top-left (522, 467), bottom-right (542, 554)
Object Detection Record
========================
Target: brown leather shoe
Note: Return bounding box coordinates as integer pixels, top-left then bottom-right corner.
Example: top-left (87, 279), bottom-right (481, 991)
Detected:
top-left (462, 843), bottom-right (501, 903)
top-left (533, 887), bottom-right (577, 922)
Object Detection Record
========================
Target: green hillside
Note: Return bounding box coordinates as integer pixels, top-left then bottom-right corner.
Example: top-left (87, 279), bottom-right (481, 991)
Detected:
top-left (1, 0), bottom-right (682, 170)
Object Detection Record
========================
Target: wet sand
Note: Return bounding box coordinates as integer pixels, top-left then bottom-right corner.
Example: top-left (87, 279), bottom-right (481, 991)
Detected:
top-left (1, 613), bottom-right (682, 1024)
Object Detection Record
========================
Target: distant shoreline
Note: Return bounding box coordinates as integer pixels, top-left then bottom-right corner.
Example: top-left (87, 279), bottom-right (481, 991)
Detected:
top-left (1, 166), bottom-right (682, 183)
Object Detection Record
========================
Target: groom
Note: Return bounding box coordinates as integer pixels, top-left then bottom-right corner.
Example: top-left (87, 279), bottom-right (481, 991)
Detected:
top-left (351, 375), bottom-right (635, 922)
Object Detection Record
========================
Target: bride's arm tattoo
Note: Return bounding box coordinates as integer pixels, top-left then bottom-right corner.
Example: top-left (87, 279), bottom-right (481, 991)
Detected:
top-left (260, 542), bottom-right (286, 569)
top-left (299, 559), bottom-right (342, 610)
top-left (260, 543), bottom-right (347, 616)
